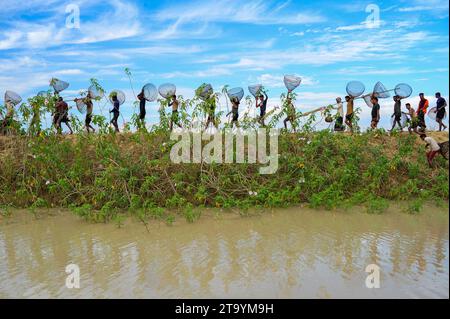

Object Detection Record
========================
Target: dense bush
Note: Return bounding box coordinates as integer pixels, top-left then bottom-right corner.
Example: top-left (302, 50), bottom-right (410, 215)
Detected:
top-left (0, 129), bottom-right (448, 223)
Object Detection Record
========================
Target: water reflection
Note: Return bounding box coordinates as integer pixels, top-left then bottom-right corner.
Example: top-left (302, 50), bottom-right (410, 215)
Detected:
top-left (0, 206), bottom-right (448, 298)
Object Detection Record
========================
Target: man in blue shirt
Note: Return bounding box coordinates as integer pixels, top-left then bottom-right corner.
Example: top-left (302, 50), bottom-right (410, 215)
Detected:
top-left (110, 95), bottom-right (120, 132)
top-left (435, 92), bottom-right (447, 132)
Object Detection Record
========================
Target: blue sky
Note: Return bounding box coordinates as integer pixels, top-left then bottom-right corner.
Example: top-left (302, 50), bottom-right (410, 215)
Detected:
top-left (0, 0), bottom-right (449, 129)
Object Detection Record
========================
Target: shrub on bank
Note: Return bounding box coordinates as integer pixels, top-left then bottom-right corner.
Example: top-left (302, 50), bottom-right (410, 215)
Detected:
top-left (0, 130), bottom-right (448, 223)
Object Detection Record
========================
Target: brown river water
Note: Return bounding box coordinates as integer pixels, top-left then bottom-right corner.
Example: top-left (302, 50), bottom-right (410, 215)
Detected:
top-left (0, 204), bottom-right (448, 299)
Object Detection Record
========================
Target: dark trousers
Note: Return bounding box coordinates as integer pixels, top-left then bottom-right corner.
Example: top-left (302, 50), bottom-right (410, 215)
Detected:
top-left (334, 116), bottom-right (344, 130)
top-left (139, 105), bottom-right (146, 120)
top-left (418, 111), bottom-right (426, 128)
top-left (85, 113), bottom-right (92, 126)
top-left (260, 105), bottom-right (266, 118)
top-left (111, 111), bottom-right (120, 132)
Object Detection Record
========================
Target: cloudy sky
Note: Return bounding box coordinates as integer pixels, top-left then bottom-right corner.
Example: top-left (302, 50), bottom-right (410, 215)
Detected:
top-left (0, 0), bottom-right (449, 129)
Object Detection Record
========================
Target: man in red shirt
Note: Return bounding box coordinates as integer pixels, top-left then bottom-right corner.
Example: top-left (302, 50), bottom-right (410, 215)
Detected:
top-left (417, 93), bottom-right (428, 132)
top-left (54, 97), bottom-right (73, 134)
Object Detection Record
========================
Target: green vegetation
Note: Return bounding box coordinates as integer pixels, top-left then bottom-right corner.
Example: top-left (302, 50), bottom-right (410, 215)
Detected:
top-left (0, 74), bottom-right (448, 224)
top-left (0, 129), bottom-right (448, 224)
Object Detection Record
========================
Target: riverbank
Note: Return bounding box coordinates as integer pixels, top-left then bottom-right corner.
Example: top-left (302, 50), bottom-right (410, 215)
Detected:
top-left (1, 200), bottom-right (448, 227)
top-left (0, 130), bottom-right (448, 224)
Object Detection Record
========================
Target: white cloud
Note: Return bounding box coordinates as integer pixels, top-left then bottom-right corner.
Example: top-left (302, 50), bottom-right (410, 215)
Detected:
top-left (399, 5), bottom-right (448, 12)
top-left (218, 28), bottom-right (437, 69)
top-left (336, 66), bottom-right (449, 76)
top-left (254, 74), bottom-right (318, 88)
top-left (243, 38), bottom-right (277, 49)
top-left (26, 26), bottom-right (55, 47)
top-left (0, 0), bottom-right (141, 50)
top-left (155, 0), bottom-right (326, 26)
top-left (398, 0), bottom-right (449, 13)
top-left (291, 32), bottom-right (304, 37)
top-left (0, 0), bottom-right (62, 14)
top-left (0, 56), bottom-right (44, 72)
top-left (146, 66), bottom-right (232, 80)
top-left (0, 31), bottom-right (22, 50)
top-left (336, 23), bottom-right (369, 32)
top-left (335, 20), bottom-right (386, 32)
top-left (149, 0), bottom-right (325, 40)
top-left (54, 69), bottom-right (85, 76)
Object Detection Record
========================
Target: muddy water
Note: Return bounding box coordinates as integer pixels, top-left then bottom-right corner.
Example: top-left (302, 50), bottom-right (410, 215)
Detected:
top-left (0, 205), bottom-right (448, 299)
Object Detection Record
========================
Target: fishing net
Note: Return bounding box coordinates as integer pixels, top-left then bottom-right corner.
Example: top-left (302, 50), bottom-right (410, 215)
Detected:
top-left (428, 107), bottom-right (447, 120)
top-left (109, 90), bottom-right (126, 106)
top-left (363, 95), bottom-right (373, 108)
top-left (227, 87), bottom-right (244, 102)
top-left (394, 83), bottom-right (413, 99)
top-left (88, 85), bottom-right (105, 99)
top-left (284, 75), bottom-right (302, 92)
top-left (248, 84), bottom-right (263, 98)
top-left (142, 83), bottom-right (158, 102)
top-left (158, 83), bottom-right (176, 99)
top-left (50, 78), bottom-right (69, 93)
top-left (440, 141), bottom-right (449, 160)
top-left (373, 81), bottom-right (390, 99)
top-left (196, 83), bottom-right (213, 101)
top-left (75, 99), bottom-right (87, 114)
top-left (4, 91), bottom-right (22, 106)
top-left (346, 81), bottom-right (365, 97)
top-left (390, 113), bottom-right (409, 129)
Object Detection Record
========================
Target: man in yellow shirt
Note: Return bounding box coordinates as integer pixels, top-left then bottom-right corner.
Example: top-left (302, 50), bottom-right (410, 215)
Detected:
top-left (345, 96), bottom-right (355, 132)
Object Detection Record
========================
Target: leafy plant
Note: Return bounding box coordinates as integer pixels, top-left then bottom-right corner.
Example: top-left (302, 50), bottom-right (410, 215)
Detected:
top-left (405, 199), bottom-right (424, 214)
top-left (366, 197), bottom-right (389, 214)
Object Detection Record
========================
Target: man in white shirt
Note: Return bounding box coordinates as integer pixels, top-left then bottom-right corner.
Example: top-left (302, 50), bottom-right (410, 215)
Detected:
top-left (420, 134), bottom-right (442, 167)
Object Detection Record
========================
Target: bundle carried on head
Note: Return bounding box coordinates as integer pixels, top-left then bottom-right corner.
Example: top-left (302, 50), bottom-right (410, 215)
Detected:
top-left (196, 83), bottom-right (214, 101)
top-left (284, 75), bottom-right (302, 92)
top-left (4, 91), bottom-right (22, 106)
top-left (394, 83), bottom-right (413, 99)
top-left (346, 81), bottom-right (365, 98)
top-left (142, 83), bottom-right (158, 102)
top-left (248, 84), bottom-right (263, 98)
top-left (109, 90), bottom-right (126, 105)
top-left (227, 87), bottom-right (244, 103)
top-left (50, 78), bottom-right (69, 93)
top-left (158, 83), bottom-right (176, 99)
top-left (88, 85), bottom-right (105, 100)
